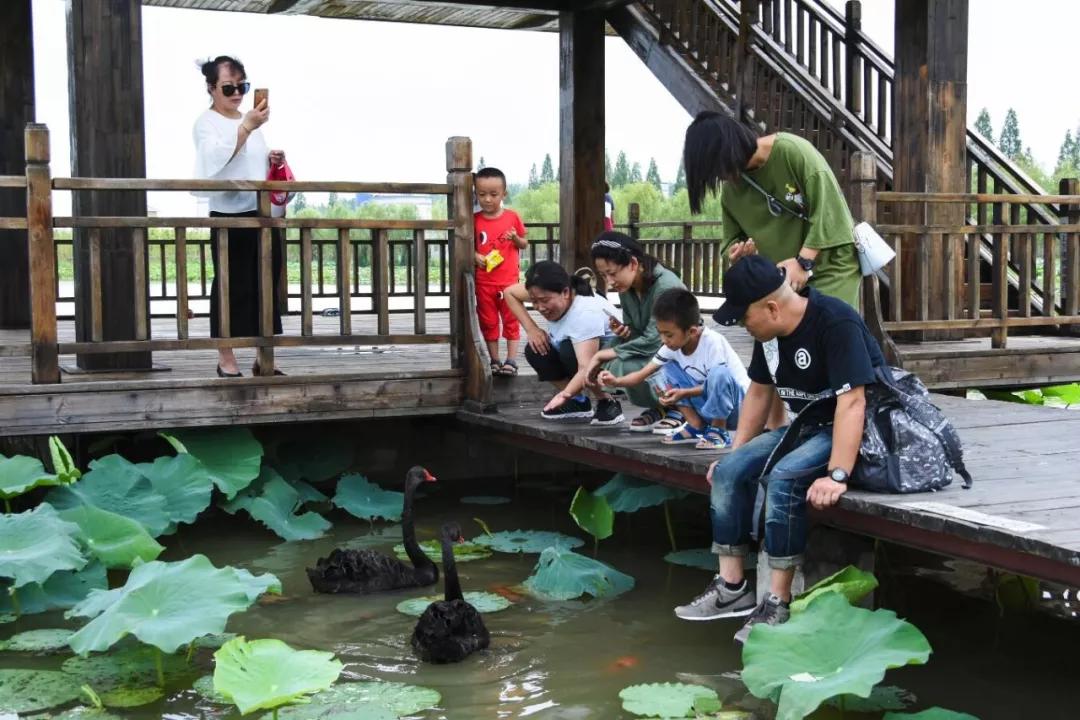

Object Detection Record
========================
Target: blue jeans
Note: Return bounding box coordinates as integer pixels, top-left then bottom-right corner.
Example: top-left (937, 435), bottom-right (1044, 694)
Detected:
top-left (709, 427), bottom-right (832, 568)
top-left (652, 363), bottom-right (745, 428)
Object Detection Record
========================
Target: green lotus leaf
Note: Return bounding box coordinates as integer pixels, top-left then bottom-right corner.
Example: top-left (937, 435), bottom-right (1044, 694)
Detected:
top-left (569, 486), bottom-right (613, 541)
top-left (619, 682), bottom-right (719, 718)
top-left (459, 495), bottom-right (511, 505)
top-left (0, 503), bottom-right (85, 588)
top-left (222, 466), bottom-right (331, 541)
top-left (0, 562), bottom-right (107, 615)
top-left (51, 707), bottom-right (124, 720)
top-left (274, 681), bottom-right (441, 718)
top-left (99, 685), bottom-right (164, 708)
top-left (332, 474), bottom-right (403, 522)
top-left (0, 628), bottom-right (74, 653)
top-left (59, 505), bottom-right (164, 569)
top-left (66, 554), bottom-right (281, 654)
top-left (522, 546), bottom-right (634, 601)
top-left (0, 453), bottom-right (63, 500)
top-left (883, 709), bottom-right (979, 720)
top-left (396, 590), bottom-right (512, 617)
top-left (134, 452), bottom-right (214, 529)
top-left (270, 702), bottom-right (396, 720)
top-left (289, 479), bottom-right (330, 505)
top-left (595, 473), bottom-right (689, 512)
top-left (191, 632), bottom-right (238, 650)
top-left (1041, 382), bottom-right (1080, 406)
top-left (193, 673), bottom-right (230, 704)
top-left (826, 685), bottom-right (915, 712)
top-left (741, 593), bottom-right (932, 720)
top-left (472, 529), bottom-right (584, 554)
top-left (49, 436), bottom-right (82, 484)
top-left (791, 565), bottom-right (879, 614)
top-left (0, 668), bottom-right (83, 713)
top-left (664, 548), bottom-right (717, 571)
top-left (46, 455), bottom-right (172, 537)
top-left (213, 636), bottom-right (343, 716)
top-left (273, 437), bottom-right (353, 485)
top-left (61, 645), bottom-right (194, 691)
top-left (392, 539), bottom-right (492, 563)
top-left (163, 428), bottom-right (263, 500)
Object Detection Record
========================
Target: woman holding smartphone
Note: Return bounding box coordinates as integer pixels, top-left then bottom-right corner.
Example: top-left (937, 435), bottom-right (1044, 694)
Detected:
top-left (193, 55), bottom-right (286, 377)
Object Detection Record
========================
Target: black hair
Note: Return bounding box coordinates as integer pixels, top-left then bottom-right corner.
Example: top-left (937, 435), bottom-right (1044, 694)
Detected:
top-left (589, 231), bottom-right (663, 291)
top-left (199, 55), bottom-right (246, 90)
top-left (524, 260), bottom-right (593, 297)
top-left (652, 288), bottom-right (701, 331)
top-left (683, 111), bottom-right (759, 214)
top-left (475, 166), bottom-right (507, 190)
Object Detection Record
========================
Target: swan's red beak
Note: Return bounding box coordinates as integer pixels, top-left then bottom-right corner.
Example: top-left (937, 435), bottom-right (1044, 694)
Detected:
top-left (423, 469), bottom-right (437, 482)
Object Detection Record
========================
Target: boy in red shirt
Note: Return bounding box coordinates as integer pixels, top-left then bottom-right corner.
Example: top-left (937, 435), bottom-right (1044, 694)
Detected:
top-left (474, 167), bottom-right (528, 375)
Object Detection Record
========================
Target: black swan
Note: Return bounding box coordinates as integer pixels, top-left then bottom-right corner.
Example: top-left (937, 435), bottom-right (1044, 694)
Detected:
top-left (410, 522), bottom-right (490, 664)
top-left (306, 466), bottom-right (438, 594)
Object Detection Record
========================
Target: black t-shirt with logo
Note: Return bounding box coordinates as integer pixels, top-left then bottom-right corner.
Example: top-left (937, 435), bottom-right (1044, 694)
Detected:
top-left (748, 288), bottom-right (885, 421)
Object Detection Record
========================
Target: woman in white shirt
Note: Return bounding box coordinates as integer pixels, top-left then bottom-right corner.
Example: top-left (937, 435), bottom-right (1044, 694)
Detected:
top-left (193, 55), bottom-right (285, 377)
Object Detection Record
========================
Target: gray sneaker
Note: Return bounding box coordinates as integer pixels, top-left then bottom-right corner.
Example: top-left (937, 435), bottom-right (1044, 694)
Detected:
top-left (733, 593), bottom-right (791, 644)
top-left (674, 575), bottom-right (756, 621)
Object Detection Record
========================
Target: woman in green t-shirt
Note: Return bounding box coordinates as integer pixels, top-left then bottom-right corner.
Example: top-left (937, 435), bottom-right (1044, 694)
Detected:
top-left (683, 111), bottom-right (861, 307)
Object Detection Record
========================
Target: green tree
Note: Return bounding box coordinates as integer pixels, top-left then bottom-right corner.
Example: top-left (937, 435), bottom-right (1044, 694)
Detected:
top-left (629, 162), bottom-right (643, 184)
top-left (999, 108), bottom-right (1022, 159)
top-left (1056, 131), bottom-right (1077, 175)
top-left (974, 108), bottom-right (994, 143)
top-left (612, 151), bottom-right (630, 187)
top-left (605, 151), bottom-right (613, 184)
top-left (646, 158), bottom-right (662, 191)
top-left (506, 182), bottom-right (559, 223)
top-left (292, 192), bottom-right (307, 212)
top-left (477, 156), bottom-right (486, 171)
top-left (528, 164), bottom-right (539, 189)
top-left (540, 154), bottom-right (555, 184)
top-left (673, 159), bottom-right (686, 193)
top-left (327, 192), bottom-right (339, 208)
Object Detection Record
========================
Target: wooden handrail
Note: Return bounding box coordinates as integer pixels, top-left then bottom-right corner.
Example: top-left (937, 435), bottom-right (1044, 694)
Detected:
top-left (53, 217), bottom-right (451, 230)
top-left (52, 178), bottom-right (452, 194)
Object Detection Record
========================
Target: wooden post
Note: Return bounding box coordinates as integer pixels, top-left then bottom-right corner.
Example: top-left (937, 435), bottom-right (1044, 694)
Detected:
top-left (1061, 178), bottom-right (1080, 326)
top-left (849, 151), bottom-right (899, 364)
top-left (628, 202), bottom-right (641, 241)
top-left (67, 0), bottom-right (151, 370)
top-left (413, 229), bottom-right (427, 335)
top-left (446, 136), bottom-right (474, 370)
top-left (0, 0), bottom-right (34, 329)
top-left (174, 227), bottom-right (188, 340)
top-left (300, 227), bottom-right (313, 337)
top-left (735, 0), bottom-right (760, 119)
top-left (844, 1), bottom-right (863, 116)
top-left (25, 124), bottom-right (59, 384)
top-left (892, 0), bottom-right (968, 337)
top-left (559, 9), bottom-right (605, 286)
top-left (255, 191), bottom-right (275, 375)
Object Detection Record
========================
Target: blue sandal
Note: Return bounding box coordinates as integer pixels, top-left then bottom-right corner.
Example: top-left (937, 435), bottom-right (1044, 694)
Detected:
top-left (696, 428), bottom-right (732, 450)
top-left (660, 424), bottom-right (704, 445)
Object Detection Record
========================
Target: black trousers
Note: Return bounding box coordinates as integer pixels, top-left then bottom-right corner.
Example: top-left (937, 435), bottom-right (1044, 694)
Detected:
top-left (524, 339), bottom-right (579, 381)
top-left (209, 210), bottom-right (284, 338)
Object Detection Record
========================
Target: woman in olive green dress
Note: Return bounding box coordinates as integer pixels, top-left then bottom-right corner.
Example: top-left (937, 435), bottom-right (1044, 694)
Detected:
top-left (683, 111), bottom-right (861, 307)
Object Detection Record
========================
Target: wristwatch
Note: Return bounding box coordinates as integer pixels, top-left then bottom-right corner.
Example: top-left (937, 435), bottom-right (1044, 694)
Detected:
top-left (828, 467), bottom-right (849, 484)
top-left (796, 254), bottom-right (816, 273)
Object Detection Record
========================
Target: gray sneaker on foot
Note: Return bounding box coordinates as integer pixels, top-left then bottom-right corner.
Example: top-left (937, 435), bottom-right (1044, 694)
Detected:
top-left (674, 575), bottom-right (756, 621)
top-left (733, 593), bottom-right (791, 644)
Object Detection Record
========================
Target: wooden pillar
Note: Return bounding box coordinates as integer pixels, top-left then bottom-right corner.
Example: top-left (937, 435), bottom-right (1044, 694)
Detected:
top-left (67, 0), bottom-right (151, 370)
top-left (558, 9), bottom-right (605, 284)
top-left (0, 0), bottom-right (34, 329)
top-left (893, 0), bottom-right (968, 334)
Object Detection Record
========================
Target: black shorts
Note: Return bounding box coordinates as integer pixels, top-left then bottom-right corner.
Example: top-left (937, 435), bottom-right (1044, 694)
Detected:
top-left (524, 338), bottom-right (579, 381)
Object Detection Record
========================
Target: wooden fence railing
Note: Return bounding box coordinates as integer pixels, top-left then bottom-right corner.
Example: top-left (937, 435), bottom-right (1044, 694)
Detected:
top-left (0, 124), bottom-right (476, 384)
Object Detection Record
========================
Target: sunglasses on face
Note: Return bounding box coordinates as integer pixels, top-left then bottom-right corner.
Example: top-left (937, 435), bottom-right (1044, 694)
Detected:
top-left (218, 81), bottom-right (250, 97)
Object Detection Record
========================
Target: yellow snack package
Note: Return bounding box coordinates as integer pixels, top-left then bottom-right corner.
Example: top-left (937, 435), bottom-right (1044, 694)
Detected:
top-left (485, 249), bottom-right (505, 273)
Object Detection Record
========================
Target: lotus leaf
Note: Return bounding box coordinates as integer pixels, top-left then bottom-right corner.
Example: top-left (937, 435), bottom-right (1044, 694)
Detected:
top-left (741, 593), bottom-right (932, 720)
top-left (222, 467), bottom-right (331, 541)
top-left (595, 474), bottom-right (689, 512)
top-left (664, 549), bottom-right (717, 571)
top-left (522, 546), bottom-right (634, 600)
top-left (826, 685), bottom-right (915, 712)
top-left (66, 554), bottom-right (281, 655)
top-left (1042, 383), bottom-right (1080, 406)
top-left (59, 505), bottom-right (164, 569)
top-left (0, 668), bottom-right (83, 713)
top-left (392, 539), bottom-right (491, 563)
top-left (134, 453), bottom-right (214, 529)
top-left (51, 707), bottom-right (124, 720)
top-left (459, 495), bottom-right (511, 505)
top-left (289, 479), bottom-right (330, 505)
top-left (883, 709), bottom-right (979, 720)
top-left (46, 455), bottom-right (172, 537)
top-left (61, 646), bottom-right (193, 691)
top-left (569, 487), bottom-right (613, 541)
top-left (0, 503), bottom-right (85, 588)
top-left (332, 474), bottom-right (403, 522)
top-left (619, 682), bottom-right (719, 718)
top-left (791, 565), bottom-right (878, 614)
top-left (0, 628), bottom-right (74, 653)
top-left (0, 563), bottom-right (107, 615)
top-left (213, 636), bottom-right (343, 715)
top-left (271, 702), bottom-right (396, 720)
top-left (191, 632), bottom-right (238, 650)
top-left (0, 454), bottom-right (61, 500)
top-left (99, 686), bottom-right (164, 708)
top-left (50, 436), bottom-right (82, 484)
top-left (193, 674), bottom-right (229, 704)
top-left (396, 591), bottom-right (511, 617)
top-left (472, 529), bottom-right (584, 554)
top-left (163, 428), bottom-right (263, 499)
top-left (277, 681), bottom-right (441, 718)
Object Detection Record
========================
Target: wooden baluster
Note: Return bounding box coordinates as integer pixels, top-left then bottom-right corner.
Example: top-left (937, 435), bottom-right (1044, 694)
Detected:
top-left (681, 223), bottom-right (693, 288)
top-left (783, 0), bottom-right (793, 53)
top-left (808, 17), bottom-right (818, 82)
top-left (693, 228), bottom-right (704, 294)
top-left (876, 74), bottom-right (887, 141)
top-left (991, 201), bottom-right (1009, 348)
top-left (88, 228), bottom-right (103, 342)
top-left (628, 203), bottom-right (640, 241)
top-left (796, 0), bottom-right (805, 63)
top-left (373, 227), bottom-right (389, 336)
top-left (255, 191), bottom-right (275, 374)
top-left (447, 136), bottom-right (474, 370)
top-left (338, 227), bottom-right (353, 336)
top-left (216, 227), bottom-right (230, 339)
top-left (943, 231), bottom-right (956, 321)
top-left (1015, 204), bottom-right (1031, 319)
top-left (175, 227), bottom-right (188, 339)
top-left (132, 227), bottom-right (148, 342)
top-left (966, 229), bottom-right (980, 321)
top-left (1061, 178), bottom-right (1080, 318)
top-left (198, 240), bottom-right (207, 297)
top-left (863, 62), bottom-right (873, 128)
top-left (158, 240), bottom-right (166, 298)
top-left (413, 229), bottom-right (427, 335)
top-left (711, 234), bottom-right (721, 294)
top-left (300, 227), bottom-right (313, 336)
top-left (25, 124), bottom-right (58, 383)
top-left (845, 1), bottom-right (862, 114)
top-left (818, 19), bottom-right (829, 86)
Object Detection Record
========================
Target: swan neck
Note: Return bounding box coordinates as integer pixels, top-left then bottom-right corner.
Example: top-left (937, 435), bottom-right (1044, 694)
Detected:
top-left (401, 480), bottom-right (432, 569)
top-left (441, 536), bottom-right (464, 602)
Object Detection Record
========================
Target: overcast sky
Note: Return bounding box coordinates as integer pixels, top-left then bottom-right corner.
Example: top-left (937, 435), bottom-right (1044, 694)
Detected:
top-left (28, 0), bottom-right (1078, 214)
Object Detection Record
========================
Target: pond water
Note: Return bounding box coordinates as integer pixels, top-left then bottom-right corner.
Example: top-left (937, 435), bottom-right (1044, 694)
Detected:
top-left (5, 475), bottom-right (1080, 719)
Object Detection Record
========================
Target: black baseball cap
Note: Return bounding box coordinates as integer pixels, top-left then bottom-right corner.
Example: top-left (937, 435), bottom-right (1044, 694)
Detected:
top-left (712, 255), bottom-right (786, 326)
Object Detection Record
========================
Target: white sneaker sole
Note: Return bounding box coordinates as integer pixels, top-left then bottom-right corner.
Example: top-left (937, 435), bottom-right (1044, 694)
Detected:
top-left (540, 410), bottom-right (594, 421)
top-left (674, 604), bottom-right (757, 621)
top-left (591, 414), bottom-right (625, 426)
top-left (628, 422), bottom-right (658, 433)
top-left (652, 424), bottom-right (684, 435)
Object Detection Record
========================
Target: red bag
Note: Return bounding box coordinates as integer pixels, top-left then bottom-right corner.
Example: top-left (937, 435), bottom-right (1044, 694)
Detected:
top-left (267, 161), bottom-right (295, 216)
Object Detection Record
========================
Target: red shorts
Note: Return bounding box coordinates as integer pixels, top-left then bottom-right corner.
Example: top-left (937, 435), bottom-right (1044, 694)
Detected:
top-left (475, 283), bottom-right (520, 342)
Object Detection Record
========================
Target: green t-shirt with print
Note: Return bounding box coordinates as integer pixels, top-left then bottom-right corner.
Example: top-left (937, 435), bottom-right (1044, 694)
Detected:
top-left (720, 132), bottom-right (861, 307)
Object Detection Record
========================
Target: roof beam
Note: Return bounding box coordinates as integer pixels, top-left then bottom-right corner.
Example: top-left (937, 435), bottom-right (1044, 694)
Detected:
top-left (268, 0), bottom-right (631, 15)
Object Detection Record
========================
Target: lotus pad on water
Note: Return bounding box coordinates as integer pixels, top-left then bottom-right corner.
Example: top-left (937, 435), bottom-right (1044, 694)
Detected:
top-left (59, 505), bottom-right (164, 569)
top-left (473, 529), bottom-right (584, 554)
top-left (393, 539), bottom-right (492, 563)
top-left (0, 503), bottom-right (85, 588)
top-left (222, 466), bottom-right (331, 541)
top-left (134, 452), bottom-right (214, 529)
top-left (332, 474), bottom-right (403, 522)
top-left (396, 591), bottom-right (511, 617)
top-left (0, 628), bottom-right (74, 653)
top-left (46, 455), bottom-right (172, 537)
top-left (595, 473), bottom-right (689, 512)
top-left (664, 548), bottom-right (717, 571)
top-left (741, 593), bottom-right (932, 720)
top-left (99, 686), bottom-right (164, 708)
top-left (619, 682), bottom-right (720, 718)
top-left (791, 564), bottom-right (878, 614)
top-left (884, 709), bottom-right (979, 720)
top-left (0, 453), bottom-right (64, 500)
top-left (0, 563), bottom-right (107, 615)
top-left (271, 681), bottom-right (441, 719)
top-left (0, 668), bottom-right (83, 713)
top-left (66, 554), bottom-right (281, 654)
top-left (62, 646), bottom-right (194, 691)
top-left (213, 636), bottom-right (343, 715)
top-left (163, 427), bottom-right (263, 500)
top-left (569, 487), bottom-right (614, 541)
top-left (826, 685), bottom-right (915, 713)
top-left (522, 546), bottom-right (634, 601)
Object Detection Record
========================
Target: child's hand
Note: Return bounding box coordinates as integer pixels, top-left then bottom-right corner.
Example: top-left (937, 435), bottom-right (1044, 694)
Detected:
top-left (596, 369), bottom-right (620, 388)
top-left (659, 387), bottom-right (686, 407)
top-left (609, 317), bottom-right (632, 339)
top-left (475, 252), bottom-right (487, 269)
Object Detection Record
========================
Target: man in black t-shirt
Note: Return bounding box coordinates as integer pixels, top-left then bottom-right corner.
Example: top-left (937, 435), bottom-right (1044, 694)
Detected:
top-left (673, 255), bottom-right (883, 644)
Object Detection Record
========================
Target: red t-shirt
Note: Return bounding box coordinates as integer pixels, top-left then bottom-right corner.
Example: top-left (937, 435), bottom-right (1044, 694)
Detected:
top-left (474, 209), bottom-right (526, 287)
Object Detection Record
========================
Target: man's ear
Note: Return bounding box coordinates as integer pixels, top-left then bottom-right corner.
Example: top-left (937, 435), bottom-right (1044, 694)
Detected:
top-left (765, 299), bottom-right (782, 319)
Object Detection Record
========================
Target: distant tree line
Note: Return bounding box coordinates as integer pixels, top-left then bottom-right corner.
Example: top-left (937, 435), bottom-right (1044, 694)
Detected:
top-left (974, 107), bottom-right (1080, 192)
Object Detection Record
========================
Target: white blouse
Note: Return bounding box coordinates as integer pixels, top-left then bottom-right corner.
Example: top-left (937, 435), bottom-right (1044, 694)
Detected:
top-left (192, 109), bottom-right (269, 214)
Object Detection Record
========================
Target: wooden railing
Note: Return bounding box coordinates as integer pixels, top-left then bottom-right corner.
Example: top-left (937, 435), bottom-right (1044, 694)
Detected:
top-left (0, 124), bottom-right (476, 384)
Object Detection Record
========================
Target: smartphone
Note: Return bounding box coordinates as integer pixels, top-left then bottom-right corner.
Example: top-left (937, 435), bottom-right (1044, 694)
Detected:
top-left (602, 308), bottom-right (623, 324)
top-left (254, 88), bottom-right (269, 109)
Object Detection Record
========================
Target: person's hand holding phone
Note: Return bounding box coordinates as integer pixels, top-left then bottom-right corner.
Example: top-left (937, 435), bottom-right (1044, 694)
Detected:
top-left (608, 315), bottom-right (631, 339)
